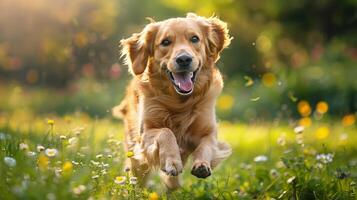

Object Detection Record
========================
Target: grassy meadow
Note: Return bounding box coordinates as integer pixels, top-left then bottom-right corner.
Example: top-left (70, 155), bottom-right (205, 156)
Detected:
top-left (0, 1), bottom-right (356, 199)
top-left (0, 85), bottom-right (356, 200)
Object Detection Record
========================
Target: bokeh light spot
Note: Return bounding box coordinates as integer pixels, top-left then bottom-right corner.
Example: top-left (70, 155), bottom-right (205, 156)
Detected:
top-left (256, 35), bottom-right (272, 53)
top-left (262, 72), bottom-right (276, 87)
top-left (217, 94), bottom-right (234, 111)
top-left (297, 100), bottom-right (311, 117)
top-left (342, 114), bottom-right (355, 127)
top-left (299, 117), bottom-right (312, 127)
top-left (315, 126), bottom-right (330, 140)
top-left (316, 101), bottom-right (329, 114)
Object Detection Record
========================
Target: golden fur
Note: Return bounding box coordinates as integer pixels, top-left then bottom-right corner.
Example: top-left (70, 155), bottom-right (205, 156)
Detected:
top-left (113, 13), bottom-right (232, 189)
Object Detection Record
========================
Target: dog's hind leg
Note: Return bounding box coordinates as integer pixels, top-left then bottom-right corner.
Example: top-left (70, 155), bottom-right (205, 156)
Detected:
top-left (127, 157), bottom-right (151, 186)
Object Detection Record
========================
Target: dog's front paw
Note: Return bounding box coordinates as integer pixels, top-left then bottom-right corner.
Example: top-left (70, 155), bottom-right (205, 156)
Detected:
top-left (191, 161), bottom-right (211, 178)
top-left (161, 158), bottom-right (183, 176)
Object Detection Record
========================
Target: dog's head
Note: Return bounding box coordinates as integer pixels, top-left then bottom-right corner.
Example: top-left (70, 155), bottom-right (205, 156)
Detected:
top-left (121, 13), bottom-right (231, 96)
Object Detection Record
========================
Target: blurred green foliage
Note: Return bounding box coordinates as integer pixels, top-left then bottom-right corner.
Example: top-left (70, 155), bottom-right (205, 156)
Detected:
top-left (0, 0), bottom-right (356, 121)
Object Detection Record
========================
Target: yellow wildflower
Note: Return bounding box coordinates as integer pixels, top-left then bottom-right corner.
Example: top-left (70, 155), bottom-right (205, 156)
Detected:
top-left (126, 151), bottom-right (134, 158)
top-left (114, 176), bottom-right (126, 185)
top-left (243, 181), bottom-right (250, 189)
top-left (148, 192), bottom-right (159, 200)
top-left (38, 154), bottom-right (49, 170)
top-left (47, 119), bottom-right (55, 125)
top-left (62, 161), bottom-right (73, 175)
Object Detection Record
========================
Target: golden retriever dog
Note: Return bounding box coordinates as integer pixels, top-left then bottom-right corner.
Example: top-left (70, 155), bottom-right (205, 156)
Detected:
top-left (113, 13), bottom-right (232, 189)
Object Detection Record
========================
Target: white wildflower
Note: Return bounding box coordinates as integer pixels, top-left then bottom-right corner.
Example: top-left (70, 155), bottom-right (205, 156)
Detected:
top-left (55, 168), bottom-right (62, 177)
top-left (294, 126), bottom-right (304, 134)
top-left (45, 148), bottom-right (58, 157)
top-left (287, 176), bottom-right (296, 184)
top-left (19, 143), bottom-right (29, 151)
top-left (316, 153), bottom-right (334, 164)
top-left (129, 177), bottom-right (138, 185)
top-left (68, 137), bottom-right (78, 145)
top-left (27, 151), bottom-right (36, 157)
top-left (316, 163), bottom-right (324, 169)
top-left (90, 160), bottom-right (100, 166)
top-left (254, 155), bottom-right (268, 162)
top-left (114, 176), bottom-right (126, 185)
top-left (72, 161), bottom-right (79, 165)
top-left (4, 156), bottom-right (17, 167)
top-left (37, 145), bottom-right (45, 152)
top-left (72, 185), bottom-right (86, 195)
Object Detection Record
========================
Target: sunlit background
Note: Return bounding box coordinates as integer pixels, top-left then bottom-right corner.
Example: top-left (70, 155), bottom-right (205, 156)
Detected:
top-left (0, 0), bottom-right (356, 123)
top-left (0, 1), bottom-right (357, 199)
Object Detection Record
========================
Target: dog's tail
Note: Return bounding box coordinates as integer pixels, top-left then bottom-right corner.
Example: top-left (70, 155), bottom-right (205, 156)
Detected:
top-left (211, 141), bottom-right (232, 169)
top-left (112, 99), bottom-right (127, 119)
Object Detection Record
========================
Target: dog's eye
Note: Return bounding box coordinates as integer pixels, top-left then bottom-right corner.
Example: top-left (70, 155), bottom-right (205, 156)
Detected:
top-left (161, 39), bottom-right (171, 46)
top-left (190, 36), bottom-right (200, 43)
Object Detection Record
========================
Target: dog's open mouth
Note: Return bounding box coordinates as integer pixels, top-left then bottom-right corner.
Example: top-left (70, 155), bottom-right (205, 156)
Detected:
top-left (168, 69), bottom-right (198, 95)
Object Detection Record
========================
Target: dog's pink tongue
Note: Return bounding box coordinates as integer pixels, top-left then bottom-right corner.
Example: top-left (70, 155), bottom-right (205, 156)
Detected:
top-left (172, 72), bottom-right (193, 92)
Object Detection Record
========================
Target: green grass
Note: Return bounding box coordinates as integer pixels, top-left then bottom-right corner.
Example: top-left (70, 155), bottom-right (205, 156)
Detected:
top-left (0, 114), bottom-right (356, 200)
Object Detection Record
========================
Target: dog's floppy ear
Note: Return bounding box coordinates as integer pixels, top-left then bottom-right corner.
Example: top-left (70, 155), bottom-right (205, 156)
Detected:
top-left (120, 23), bottom-right (159, 75)
top-left (189, 13), bottom-right (232, 62)
top-left (207, 17), bottom-right (232, 61)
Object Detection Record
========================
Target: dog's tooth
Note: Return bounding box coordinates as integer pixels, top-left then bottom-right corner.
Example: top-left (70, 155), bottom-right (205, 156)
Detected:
top-left (174, 79), bottom-right (180, 87)
top-left (189, 72), bottom-right (193, 78)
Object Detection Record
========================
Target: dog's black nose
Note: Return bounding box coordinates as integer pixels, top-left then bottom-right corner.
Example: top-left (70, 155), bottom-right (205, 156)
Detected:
top-left (175, 54), bottom-right (192, 68)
